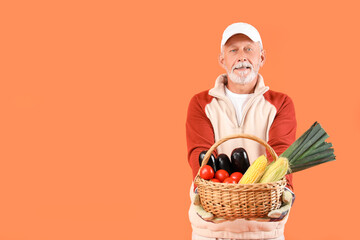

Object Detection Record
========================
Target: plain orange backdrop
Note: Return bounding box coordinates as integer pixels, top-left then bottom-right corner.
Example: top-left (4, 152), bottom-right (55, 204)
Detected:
top-left (0, 0), bottom-right (359, 239)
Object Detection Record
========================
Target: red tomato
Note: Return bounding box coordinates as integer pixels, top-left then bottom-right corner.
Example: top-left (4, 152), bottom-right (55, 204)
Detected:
top-left (200, 165), bottom-right (214, 180)
top-left (230, 172), bottom-right (243, 183)
top-left (223, 177), bottom-right (237, 184)
top-left (215, 169), bottom-right (229, 182)
top-left (210, 178), bottom-right (221, 183)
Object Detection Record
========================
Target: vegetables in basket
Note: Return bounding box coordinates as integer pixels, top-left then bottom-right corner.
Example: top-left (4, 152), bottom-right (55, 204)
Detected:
top-left (195, 133), bottom-right (289, 219)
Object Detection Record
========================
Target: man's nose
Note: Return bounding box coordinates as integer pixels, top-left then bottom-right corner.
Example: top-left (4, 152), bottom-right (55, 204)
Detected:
top-left (237, 56), bottom-right (247, 62)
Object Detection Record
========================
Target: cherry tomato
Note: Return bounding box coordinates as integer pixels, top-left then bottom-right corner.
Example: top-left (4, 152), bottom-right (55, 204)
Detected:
top-left (230, 172), bottom-right (243, 183)
top-left (211, 178), bottom-right (221, 183)
top-left (215, 169), bottom-right (229, 182)
top-left (200, 165), bottom-right (214, 180)
top-left (223, 177), bottom-right (237, 184)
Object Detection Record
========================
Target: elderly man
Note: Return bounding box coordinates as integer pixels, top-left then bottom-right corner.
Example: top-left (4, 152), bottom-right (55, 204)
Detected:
top-left (186, 23), bottom-right (296, 240)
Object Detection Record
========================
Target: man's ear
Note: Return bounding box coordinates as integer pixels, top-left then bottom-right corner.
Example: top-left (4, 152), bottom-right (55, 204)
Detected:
top-left (260, 49), bottom-right (266, 67)
top-left (218, 53), bottom-right (225, 68)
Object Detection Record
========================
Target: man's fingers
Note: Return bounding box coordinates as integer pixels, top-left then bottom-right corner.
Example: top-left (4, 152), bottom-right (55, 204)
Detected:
top-left (194, 205), bottom-right (214, 221)
top-left (268, 203), bottom-right (291, 218)
top-left (282, 190), bottom-right (293, 204)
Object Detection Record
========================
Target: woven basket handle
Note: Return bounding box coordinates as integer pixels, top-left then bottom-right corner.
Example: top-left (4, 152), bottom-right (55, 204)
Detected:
top-left (197, 134), bottom-right (278, 175)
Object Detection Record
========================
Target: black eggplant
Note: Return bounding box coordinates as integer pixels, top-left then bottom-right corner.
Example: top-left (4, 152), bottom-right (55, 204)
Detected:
top-left (198, 150), bottom-right (218, 172)
top-left (231, 147), bottom-right (250, 174)
top-left (217, 153), bottom-right (232, 174)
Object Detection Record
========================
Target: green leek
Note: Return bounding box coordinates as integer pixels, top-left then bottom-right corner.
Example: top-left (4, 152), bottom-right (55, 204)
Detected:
top-left (279, 122), bottom-right (336, 174)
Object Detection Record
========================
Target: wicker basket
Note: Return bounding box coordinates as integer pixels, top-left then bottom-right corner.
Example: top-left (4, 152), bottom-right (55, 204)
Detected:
top-left (194, 133), bottom-right (287, 219)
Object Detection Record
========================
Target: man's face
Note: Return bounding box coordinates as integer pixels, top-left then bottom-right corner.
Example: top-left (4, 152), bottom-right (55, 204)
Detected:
top-left (219, 34), bottom-right (265, 85)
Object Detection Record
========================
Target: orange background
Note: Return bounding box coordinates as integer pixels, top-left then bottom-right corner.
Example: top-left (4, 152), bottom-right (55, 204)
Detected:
top-left (0, 1), bottom-right (359, 239)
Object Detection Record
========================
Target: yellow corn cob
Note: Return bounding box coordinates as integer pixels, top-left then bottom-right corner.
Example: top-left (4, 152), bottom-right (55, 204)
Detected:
top-left (259, 157), bottom-right (289, 183)
top-left (264, 161), bottom-right (274, 173)
top-left (239, 155), bottom-right (268, 184)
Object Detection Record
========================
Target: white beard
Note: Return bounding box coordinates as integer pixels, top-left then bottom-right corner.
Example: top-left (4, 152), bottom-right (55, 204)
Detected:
top-left (226, 63), bottom-right (259, 85)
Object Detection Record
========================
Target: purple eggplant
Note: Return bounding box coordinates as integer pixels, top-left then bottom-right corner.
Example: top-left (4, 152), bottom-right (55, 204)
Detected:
top-left (231, 147), bottom-right (250, 174)
top-left (217, 153), bottom-right (232, 174)
top-left (199, 150), bottom-right (218, 172)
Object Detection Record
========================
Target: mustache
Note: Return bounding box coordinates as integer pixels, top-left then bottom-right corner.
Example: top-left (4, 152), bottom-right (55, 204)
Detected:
top-left (231, 62), bottom-right (253, 72)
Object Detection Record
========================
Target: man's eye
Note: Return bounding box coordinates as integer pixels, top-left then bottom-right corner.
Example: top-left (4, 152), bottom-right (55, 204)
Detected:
top-left (245, 48), bottom-right (252, 51)
top-left (230, 49), bottom-right (237, 52)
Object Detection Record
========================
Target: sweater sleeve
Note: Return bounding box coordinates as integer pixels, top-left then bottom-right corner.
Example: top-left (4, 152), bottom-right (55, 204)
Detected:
top-left (186, 92), bottom-right (216, 180)
top-left (266, 93), bottom-right (297, 191)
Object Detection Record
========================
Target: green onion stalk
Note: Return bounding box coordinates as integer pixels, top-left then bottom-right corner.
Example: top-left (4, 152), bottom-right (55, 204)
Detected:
top-left (280, 122), bottom-right (336, 174)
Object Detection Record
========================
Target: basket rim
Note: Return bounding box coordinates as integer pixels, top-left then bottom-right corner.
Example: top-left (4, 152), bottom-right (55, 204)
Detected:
top-left (194, 175), bottom-right (287, 191)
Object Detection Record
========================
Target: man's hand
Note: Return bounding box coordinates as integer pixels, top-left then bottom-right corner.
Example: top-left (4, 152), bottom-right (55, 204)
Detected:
top-left (245, 187), bottom-right (295, 222)
top-left (268, 187), bottom-right (295, 219)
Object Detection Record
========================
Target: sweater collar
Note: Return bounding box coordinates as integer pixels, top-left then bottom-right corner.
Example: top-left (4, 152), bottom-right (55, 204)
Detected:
top-left (209, 73), bottom-right (269, 98)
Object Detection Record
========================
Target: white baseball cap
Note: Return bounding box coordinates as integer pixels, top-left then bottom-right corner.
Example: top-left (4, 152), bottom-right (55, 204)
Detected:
top-left (221, 22), bottom-right (263, 49)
